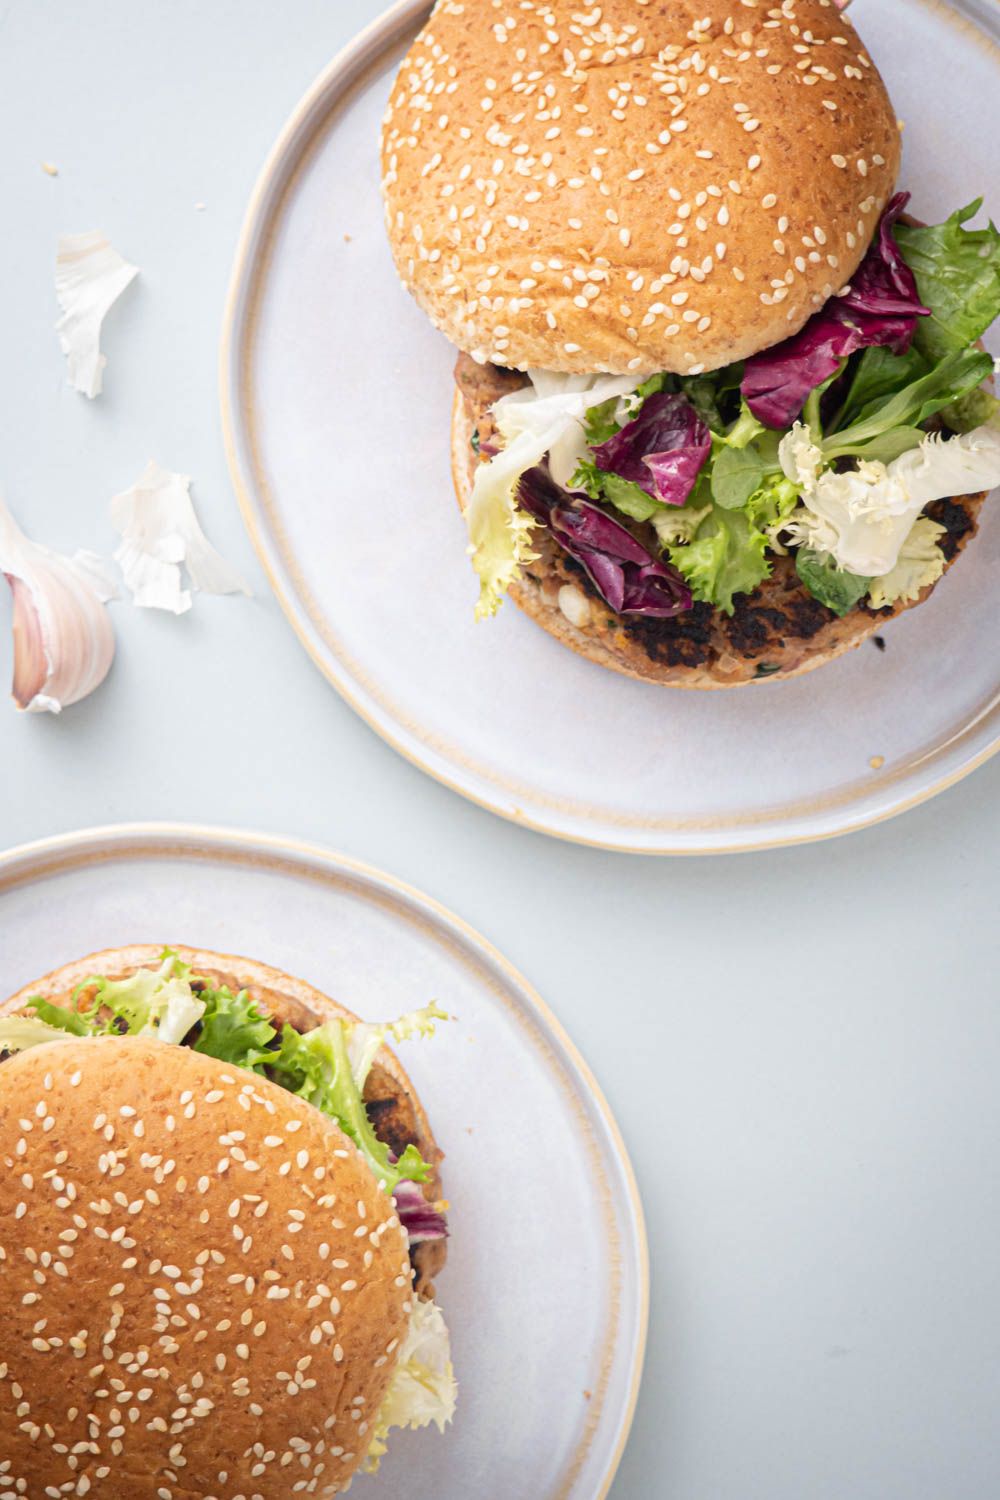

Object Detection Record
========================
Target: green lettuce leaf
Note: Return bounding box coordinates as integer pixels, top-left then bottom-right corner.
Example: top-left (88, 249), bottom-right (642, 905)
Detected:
top-left (745, 474), bottom-right (800, 530)
top-left (633, 372), bottom-right (671, 403)
top-left (25, 996), bottom-right (91, 1036)
top-left (583, 397), bottom-right (622, 445)
top-left (265, 1020), bottom-right (430, 1192)
top-left (194, 986), bottom-right (277, 1066)
top-left (670, 507), bottom-right (769, 614)
top-left (723, 400), bottom-right (767, 450)
top-left (681, 363), bottom-right (744, 424)
top-left (193, 986), bottom-right (438, 1185)
top-left (711, 443), bottom-right (764, 510)
top-left (822, 347), bottom-right (994, 463)
top-left (795, 549), bottom-right (872, 616)
top-left (678, 374), bottom-right (727, 433)
top-left (601, 472), bottom-right (665, 521)
top-left (823, 426), bottom-right (928, 465)
top-left (0, 1016), bottom-right (78, 1054)
top-left (570, 459), bottom-right (665, 522)
top-left (834, 345), bottom-right (930, 432)
top-left (650, 497), bottom-right (713, 548)
top-left (941, 386), bottom-right (1000, 434)
top-left (895, 199), bottom-right (1000, 363)
top-left (569, 458), bottom-right (603, 499)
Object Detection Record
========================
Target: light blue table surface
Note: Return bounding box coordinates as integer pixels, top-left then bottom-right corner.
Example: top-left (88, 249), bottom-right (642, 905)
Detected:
top-left (1, 4), bottom-right (999, 1497)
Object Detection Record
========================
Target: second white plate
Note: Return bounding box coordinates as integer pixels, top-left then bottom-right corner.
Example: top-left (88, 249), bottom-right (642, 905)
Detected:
top-left (0, 824), bottom-right (647, 1500)
top-left (222, 0), bottom-right (1000, 853)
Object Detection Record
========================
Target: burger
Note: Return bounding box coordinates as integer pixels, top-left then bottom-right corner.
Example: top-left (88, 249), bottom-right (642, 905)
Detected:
top-left (381, 0), bottom-right (1000, 686)
top-left (0, 946), bottom-right (456, 1498)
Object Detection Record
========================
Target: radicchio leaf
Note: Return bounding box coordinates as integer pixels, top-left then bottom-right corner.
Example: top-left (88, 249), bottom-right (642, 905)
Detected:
top-left (393, 1179), bottom-right (449, 1244)
top-left (590, 391), bottom-right (711, 505)
top-left (742, 194), bottom-right (931, 429)
top-left (517, 466), bottom-right (692, 618)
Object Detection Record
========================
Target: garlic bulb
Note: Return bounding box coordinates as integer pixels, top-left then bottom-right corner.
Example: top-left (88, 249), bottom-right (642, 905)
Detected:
top-left (55, 231), bottom-right (139, 398)
top-left (0, 495), bottom-right (117, 713)
top-left (110, 460), bottom-right (251, 614)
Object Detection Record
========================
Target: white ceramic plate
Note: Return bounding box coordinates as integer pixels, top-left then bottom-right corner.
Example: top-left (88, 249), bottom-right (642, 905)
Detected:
top-left (221, 0), bottom-right (1000, 854)
top-left (0, 824), bottom-right (647, 1500)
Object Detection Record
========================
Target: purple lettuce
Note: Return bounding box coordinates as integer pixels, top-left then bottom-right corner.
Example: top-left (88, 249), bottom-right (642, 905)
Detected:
top-left (591, 391), bottom-right (711, 505)
top-left (742, 193), bottom-right (931, 429)
top-left (518, 466), bottom-right (692, 618)
top-left (393, 1179), bottom-right (449, 1244)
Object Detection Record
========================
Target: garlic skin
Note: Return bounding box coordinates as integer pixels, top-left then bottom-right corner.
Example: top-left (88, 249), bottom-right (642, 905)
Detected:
top-left (110, 460), bottom-right (251, 614)
top-left (0, 496), bottom-right (117, 713)
top-left (55, 231), bottom-right (139, 398)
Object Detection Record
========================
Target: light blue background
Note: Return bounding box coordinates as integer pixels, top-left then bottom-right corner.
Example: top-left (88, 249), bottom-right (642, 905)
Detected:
top-left (1, 3), bottom-right (999, 1497)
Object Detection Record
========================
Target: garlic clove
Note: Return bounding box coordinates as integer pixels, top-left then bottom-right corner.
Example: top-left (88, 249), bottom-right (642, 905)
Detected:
top-left (55, 231), bottom-right (139, 399)
top-left (0, 496), bottom-right (117, 714)
top-left (110, 460), bottom-right (251, 614)
top-left (8, 574), bottom-right (48, 709)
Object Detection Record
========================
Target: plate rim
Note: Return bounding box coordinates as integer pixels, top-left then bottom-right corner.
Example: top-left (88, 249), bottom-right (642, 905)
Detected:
top-left (219, 0), bottom-right (1000, 857)
top-left (0, 818), bottom-right (650, 1500)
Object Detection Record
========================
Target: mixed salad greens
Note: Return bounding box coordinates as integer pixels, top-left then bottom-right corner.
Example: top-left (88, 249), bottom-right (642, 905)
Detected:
top-left (0, 950), bottom-right (457, 1469)
top-left (468, 194), bottom-right (1000, 622)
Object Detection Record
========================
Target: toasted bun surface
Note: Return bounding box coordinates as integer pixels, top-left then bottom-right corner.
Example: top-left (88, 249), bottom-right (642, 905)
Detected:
top-left (0, 947), bottom-right (440, 1499)
top-left (452, 376), bottom-right (987, 687)
top-left (382, 0), bottom-right (901, 375)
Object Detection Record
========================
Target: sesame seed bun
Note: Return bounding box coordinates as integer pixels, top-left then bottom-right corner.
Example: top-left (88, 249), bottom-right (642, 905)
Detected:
top-left (452, 377), bottom-right (988, 686)
top-left (382, 0), bottom-right (901, 376)
top-left (0, 946), bottom-right (446, 1499)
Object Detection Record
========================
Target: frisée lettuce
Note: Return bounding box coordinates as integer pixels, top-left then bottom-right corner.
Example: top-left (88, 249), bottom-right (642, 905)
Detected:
top-left (22, 949), bottom-right (207, 1044)
top-left (364, 1293), bottom-right (458, 1473)
top-left (781, 424), bottom-right (1000, 577)
top-left (669, 507), bottom-right (770, 615)
top-left (346, 1000), bottom-right (448, 1092)
top-left (0, 1015), bottom-right (78, 1052)
top-left (251, 1016), bottom-right (431, 1193)
top-left (868, 515), bottom-right (947, 609)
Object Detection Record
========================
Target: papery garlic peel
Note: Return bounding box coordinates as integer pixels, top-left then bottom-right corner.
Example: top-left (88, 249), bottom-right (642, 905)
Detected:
top-left (0, 497), bottom-right (116, 713)
top-left (55, 231), bottom-right (138, 399)
top-left (111, 460), bottom-right (251, 614)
